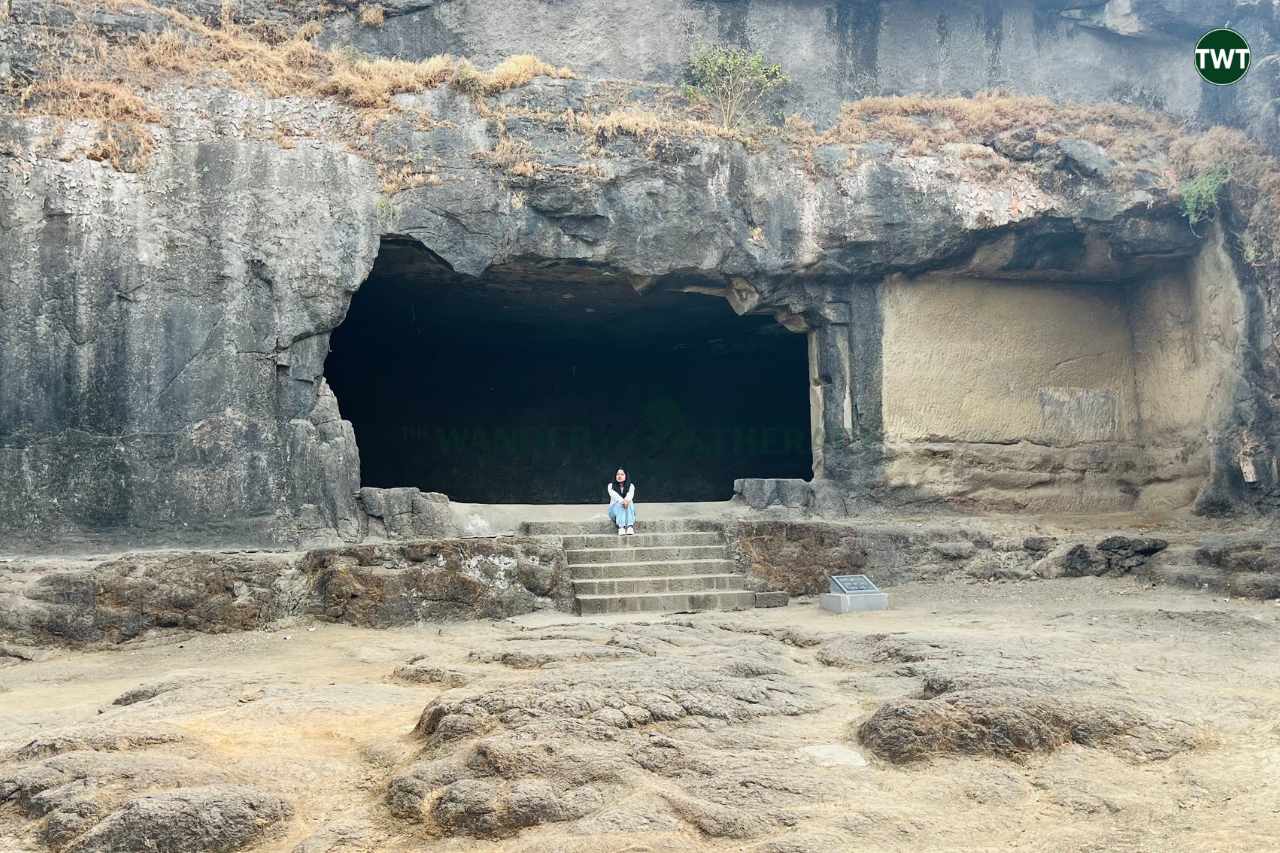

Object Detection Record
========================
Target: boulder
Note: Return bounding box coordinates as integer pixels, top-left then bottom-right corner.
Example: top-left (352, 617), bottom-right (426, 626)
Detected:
top-left (1022, 535), bottom-right (1058, 553)
top-left (1056, 138), bottom-right (1114, 178)
top-left (857, 688), bottom-right (1186, 764)
top-left (965, 555), bottom-right (1033, 581)
top-left (931, 541), bottom-right (977, 561)
top-left (989, 128), bottom-right (1041, 161)
top-left (392, 664), bottom-right (470, 688)
top-left (1031, 543), bottom-right (1101, 578)
top-left (359, 488), bottom-right (456, 539)
top-left (64, 785), bottom-right (292, 853)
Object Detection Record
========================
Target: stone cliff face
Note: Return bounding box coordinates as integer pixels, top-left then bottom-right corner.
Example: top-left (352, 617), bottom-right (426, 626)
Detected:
top-left (11, 2), bottom-right (1272, 140)
top-left (318, 0), bottom-right (1280, 145)
top-left (0, 95), bottom-right (381, 547)
top-left (0, 0), bottom-right (1278, 548)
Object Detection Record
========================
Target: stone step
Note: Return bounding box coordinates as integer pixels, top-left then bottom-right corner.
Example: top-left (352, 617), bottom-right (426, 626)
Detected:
top-left (560, 531), bottom-right (724, 549)
top-left (572, 573), bottom-right (747, 596)
top-left (565, 544), bottom-right (728, 565)
top-left (576, 589), bottom-right (756, 615)
top-left (521, 519), bottom-right (724, 536)
top-left (569, 558), bottom-right (737, 580)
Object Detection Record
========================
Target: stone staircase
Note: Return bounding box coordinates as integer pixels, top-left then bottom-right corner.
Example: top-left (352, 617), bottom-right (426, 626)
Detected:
top-left (521, 519), bottom-right (755, 615)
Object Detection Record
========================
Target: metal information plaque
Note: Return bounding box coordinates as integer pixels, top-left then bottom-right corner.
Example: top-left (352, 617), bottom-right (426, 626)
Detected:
top-left (821, 574), bottom-right (888, 613)
top-left (829, 574), bottom-right (879, 594)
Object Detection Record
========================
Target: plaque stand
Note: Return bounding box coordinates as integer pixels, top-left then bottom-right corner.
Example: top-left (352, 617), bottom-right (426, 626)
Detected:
top-left (820, 575), bottom-right (888, 613)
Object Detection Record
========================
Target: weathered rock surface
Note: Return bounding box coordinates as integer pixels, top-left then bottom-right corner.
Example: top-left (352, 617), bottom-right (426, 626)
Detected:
top-left (387, 622), bottom-right (821, 840)
top-left (6, 0), bottom-right (1278, 134)
top-left (303, 537), bottom-right (568, 624)
top-left (732, 521), bottom-right (866, 595)
top-left (111, 673), bottom-right (213, 707)
top-left (0, 537), bottom-right (567, 645)
top-left (1031, 535), bottom-right (1169, 579)
top-left (965, 551), bottom-right (1036, 581)
top-left (391, 661), bottom-right (470, 687)
top-left (63, 785), bottom-right (292, 853)
top-left (816, 631), bottom-right (1196, 764)
top-left (1, 39), bottom-right (1258, 546)
top-left (3, 519), bottom-right (1275, 652)
top-left (1142, 535), bottom-right (1280, 598)
top-left (0, 552), bottom-right (308, 644)
top-left (5, 723), bottom-right (188, 764)
top-left (857, 688), bottom-right (1188, 764)
top-left (2, 581), bottom-right (1278, 850)
top-left (357, 488), bottom-right (455, 540)
top-left (731, 520), bottom-right (996, 594)
top-left (308, 0), bottom-right (1280, 137)
top-left (816, 632), bottom-right (956, 668)
top-left (0, 0), bottom-right (1276, 546)
top-left (466, 633), bottom-right (645, 669)
top-left (0, 741), bottom-right (292, 853)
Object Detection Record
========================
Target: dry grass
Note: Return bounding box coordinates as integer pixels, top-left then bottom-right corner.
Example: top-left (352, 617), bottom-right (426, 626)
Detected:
top-left (85, 122), bottom-right (155, 171)
top-left (21, 0), bottom-right (575, 122)
top-left (18, 79), bottom-right (159, 123)
top-left (486, 54), bottom-right (574, 91)
top-left (12, 1), bottom-right (580, 176)
top-left (782, 113), bottom-right (817, 141)
top-left (272, 122), bottom-right (296, 150)
top-left (468, 136), bottom-right (611, 179)
top-left (496, 94), bottom-right (1180, 180)
top-left (379, 163), bottom-right (441, 193)
top-left (22, 0), bottom-right (1273, 255)
top-left (450, 54), bottom-right (574, 97)
top-left (823, 93), bottom-right (1180, 160)
top-left (509, 160), bottom-right (539, 177)
top-left (321, 54), bottom-right (456, 108)
top-left (17, 80), bottom-right (159, 171)
top-left (554, 94), bottom-right (1176, 168)
top-left (566, 108), bottom-right (741, 145)
top-left (576, 108), bottom-right (665, 140)
top-left (474, 136), bottom-right (536, 169)
top-left (113, 11), bottom-right (332, 98)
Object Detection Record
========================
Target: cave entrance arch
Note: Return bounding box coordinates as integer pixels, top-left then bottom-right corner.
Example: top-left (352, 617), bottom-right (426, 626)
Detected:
top-left (324, 238), bottom-right (812, 504)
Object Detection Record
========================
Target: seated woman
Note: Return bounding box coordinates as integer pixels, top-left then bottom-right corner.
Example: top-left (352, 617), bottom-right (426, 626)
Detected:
top-left (607, 468), bottom-right (636, 535)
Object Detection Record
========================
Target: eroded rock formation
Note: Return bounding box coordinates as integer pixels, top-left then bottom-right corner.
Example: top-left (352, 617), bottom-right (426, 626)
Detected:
top-left (0, 0), bottom-right (1278, 549)
top-left (3, 577), bottom-right (1279, 851)
top-left (0, 538), bottom-right (567, 644)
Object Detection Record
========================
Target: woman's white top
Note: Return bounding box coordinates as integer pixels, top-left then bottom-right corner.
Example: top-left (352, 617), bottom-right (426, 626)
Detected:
top-left (607, 483), bottom-right (634, 504)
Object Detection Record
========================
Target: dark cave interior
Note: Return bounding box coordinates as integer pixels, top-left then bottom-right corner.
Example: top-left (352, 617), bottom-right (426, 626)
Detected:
top-left (325, 238), bottom-right (812, 503)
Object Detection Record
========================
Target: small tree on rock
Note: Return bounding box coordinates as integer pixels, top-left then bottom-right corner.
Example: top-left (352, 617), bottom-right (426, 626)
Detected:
top-left (685, 45), bottom-right (788, 130)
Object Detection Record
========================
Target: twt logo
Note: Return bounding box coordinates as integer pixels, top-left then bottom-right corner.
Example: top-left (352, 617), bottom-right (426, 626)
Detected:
top-left (1195, 28), bottom-right (1250, 85)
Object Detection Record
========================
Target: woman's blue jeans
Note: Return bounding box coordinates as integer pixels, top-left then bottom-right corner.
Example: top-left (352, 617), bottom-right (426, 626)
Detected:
top-left (609, 502), bottom-right (636, 528)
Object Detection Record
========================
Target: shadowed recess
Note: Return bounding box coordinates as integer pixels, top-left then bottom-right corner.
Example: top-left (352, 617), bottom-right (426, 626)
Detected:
top-left (325, 239), bottom-right (812, 503)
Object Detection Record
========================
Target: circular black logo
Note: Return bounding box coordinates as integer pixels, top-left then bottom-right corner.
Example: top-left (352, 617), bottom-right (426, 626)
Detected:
top-left (1195, 29), bottom-right (1251, 85)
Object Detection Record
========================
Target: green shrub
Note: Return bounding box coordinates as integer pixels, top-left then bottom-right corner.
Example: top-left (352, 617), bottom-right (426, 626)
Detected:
top-left (684, 45), bottom-right (787, 130)
top-left (1179, 162), bottom-right (1230, 227)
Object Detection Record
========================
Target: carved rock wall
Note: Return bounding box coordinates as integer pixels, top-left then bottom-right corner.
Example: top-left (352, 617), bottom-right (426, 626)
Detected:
top-left (0, 1), bottom-right (1277, 546)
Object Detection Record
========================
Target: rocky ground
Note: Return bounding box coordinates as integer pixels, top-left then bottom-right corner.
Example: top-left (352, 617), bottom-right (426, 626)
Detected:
top-left (2, 576), bottom-right (1278, 852)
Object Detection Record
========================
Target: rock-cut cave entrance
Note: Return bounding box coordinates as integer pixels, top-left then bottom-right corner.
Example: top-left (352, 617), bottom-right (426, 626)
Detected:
top-left (324, 238), bottom-right (812, 504)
